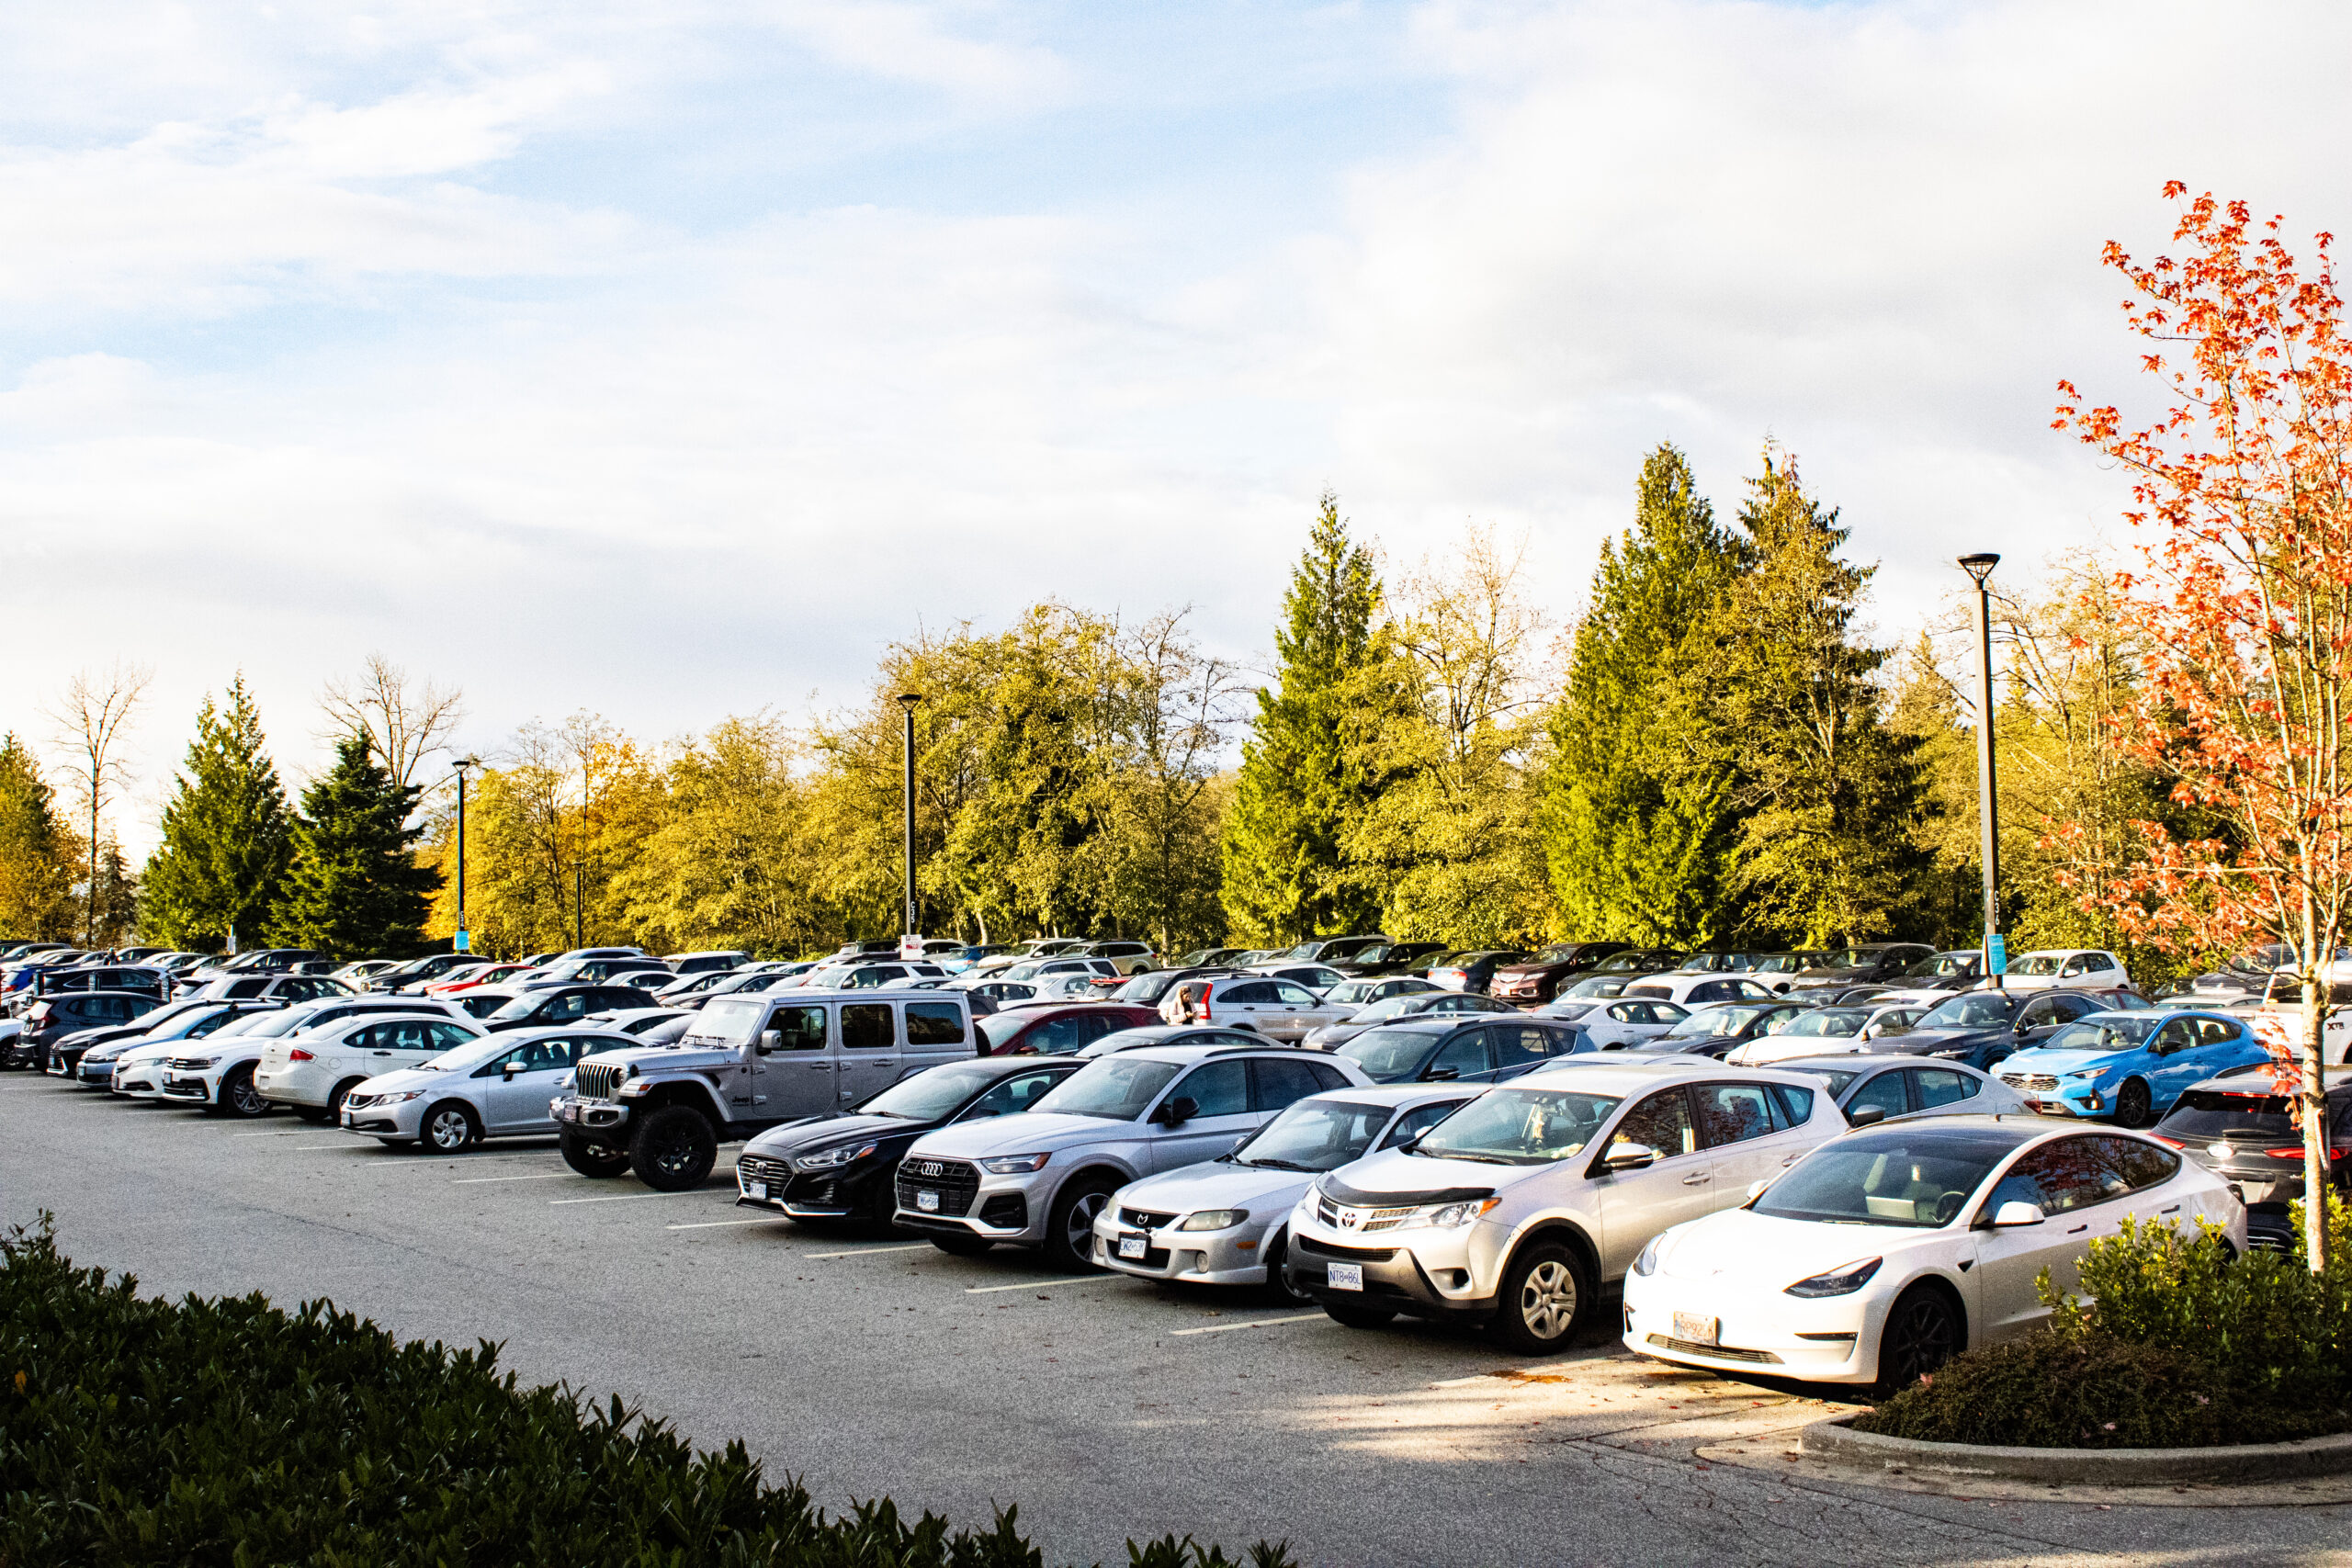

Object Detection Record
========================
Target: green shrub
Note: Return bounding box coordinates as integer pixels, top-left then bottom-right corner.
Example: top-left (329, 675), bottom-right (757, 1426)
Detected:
top-left (1854, 1332), bottom-right (2248, 1448)
top-left (0, 1224), bottom-right (1294, 1568)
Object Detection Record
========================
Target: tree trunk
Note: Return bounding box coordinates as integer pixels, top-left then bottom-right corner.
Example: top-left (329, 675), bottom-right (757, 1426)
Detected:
top-left (2302, 991), bottom-right (2333, 1274)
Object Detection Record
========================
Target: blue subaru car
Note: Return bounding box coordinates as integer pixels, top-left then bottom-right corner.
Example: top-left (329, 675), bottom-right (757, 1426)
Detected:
top-left (1991, 1009), bottom-right (2270, 1127)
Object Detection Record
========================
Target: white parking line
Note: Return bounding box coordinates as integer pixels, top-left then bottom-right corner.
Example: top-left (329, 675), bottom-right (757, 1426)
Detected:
top-left (1169, 1313), bottom-right (1325, 1337)
top-left (451, 1173), bottom-right (571, 1185)
top-left (232, 1130), bottom-right (311, 1137)
top-left (667, 1218), bottom-right (792, 1230)
top-left (290, 1145), bottom-right (365, 1151)
top-left (964, 1275), bottom-right (1122, 1294)
top-left (548, 1191), bottom-right (706, 1205)
top-left (804, 1243), bottom-right (932, 1259)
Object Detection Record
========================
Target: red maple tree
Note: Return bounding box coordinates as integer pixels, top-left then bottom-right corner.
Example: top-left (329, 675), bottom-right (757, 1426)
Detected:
top-left (2055, 185), bottom-right (2351, 1270)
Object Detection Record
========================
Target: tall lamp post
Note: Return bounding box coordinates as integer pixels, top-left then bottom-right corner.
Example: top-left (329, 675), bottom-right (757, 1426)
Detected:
top-left (897, 693), bottom-right (922, 950)
top-left (451, 755), bottom-right (481, 953)
top-left (1959, 553), bottom-right (2004, 988)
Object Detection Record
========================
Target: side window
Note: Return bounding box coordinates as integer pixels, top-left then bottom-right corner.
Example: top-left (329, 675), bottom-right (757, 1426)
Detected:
top-left (1379, 1100), bottom-right (1464, 1149)
top-left (1170, 1059), bottom-right (1250, 1117)
top-left (427, 1023), bottom-right (475, 1053)
top-left (1766, 1083), bottom-right (1815, 1127)
top-left (965, 1068), bottom-right (1066, 1118)
top-left (1693, 1082), bottom-right (1777, 1147)
top-left (1274, 983), bottom-right (1318, 1007)
top-left (1023, 1014), bottom-right (1089, 1055)
top-left (1222, 982), bottom-right (1274, 1005)
top-left (767, 1005), bottom-right (828, 1052)
top-left (842, 1004), bottom-right (896, 1049)
top-left (1250, 1056), bottom-right (1326, 1112)
top-left (2059, 954), bottom-right (2089, 977)
top-left (1611, 1089), bottom-right (1696, 1158)
top-left (2193, 1017), bottom-right (2239, 1045)
top-left (1909, 1067), bottom-right (1974, 1109)
top-left (2096, 1135), bottom-right (2181, 1192)
top-left (1305, 1061), bottom-right (1350, 1091)
top-left (546, 993), bottom-right (588, 1021)
top-left (345, 1024), bottom-right (383, 1051)
top-left (2020, 998), bottom-right (2059, 1028)
top-left (1494, 1025), bottom-right (1565, 1066)
top-left (904, 1002), bottom-right (966, 1047)
top-left (1985, 1137), bottom-right (2124, 1216)
top-left (1845, 1070), bottom-right (1911, 1121)
top-left (1690, 982), bottom-right (1727, 1005)
top-left (1605, 1002), bottom-right (1639, 1023)
top-left (2151, 1019), bottom-right (2196, 1054)
top-left (1430, 1031), bottom-right (1493, 1078)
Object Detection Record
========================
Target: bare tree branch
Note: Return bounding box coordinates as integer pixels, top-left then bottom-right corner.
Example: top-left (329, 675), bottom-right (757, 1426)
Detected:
top-left (42, 661), bottom-right (153, 947)
top-left (320, 653), bottom-right (466, 795)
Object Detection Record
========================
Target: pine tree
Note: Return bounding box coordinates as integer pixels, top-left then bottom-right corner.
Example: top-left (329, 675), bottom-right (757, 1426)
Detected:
top-left (271, 734), bottom-right (441, 956)
top-left (1219, 492), bottom-right (1398, 941)
top-left (1543, 446), bottom-right (1746, 944)
top-left (0, 734), bottom-right (78, 940)
top-left (141, 676), bottom-right (296, 951)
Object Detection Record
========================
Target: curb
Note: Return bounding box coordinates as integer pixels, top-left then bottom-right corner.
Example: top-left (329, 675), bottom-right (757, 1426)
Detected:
top-left (1801, 1417), bottom-right (2352, 1485)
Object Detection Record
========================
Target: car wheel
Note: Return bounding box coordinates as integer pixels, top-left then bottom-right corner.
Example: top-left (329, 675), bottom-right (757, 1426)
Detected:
top-left (212, 1064), bottom-right (270, 1119)
top-left (1488, 1242), bottom-right (1593, 1355)
top-left (1045, 1176), bottom-right (1117, 1273)
top-left (1873, 1285), bottom-right (1962, 1394)
top-left (1262, 1230), bottom-right (1316, 1305)
top-left (559, 1131), bottom-right (630, 1178)
top-left (928, 1232), bottom-right (996, 1257)
top-left (1322, 1300), bottom-right (1396, 1329)
top-left (2113, 1077), bottom-right (2154, 1129)
top-left (421, 1100), bottom-right (481, 1153)
top-left (328, 1077), bottom-right (366, 1120)
top-left (628, 1105), bottom-right (717, 1190)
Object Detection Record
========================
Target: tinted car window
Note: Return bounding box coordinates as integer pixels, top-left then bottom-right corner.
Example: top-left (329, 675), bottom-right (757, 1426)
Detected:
top-left (1380, 1100), bottom-right (1465, 1148)
top-left (1611, 1089), bottom-right (1696, 1158)
top-left (842, 1004), bottom-right (896, 1049)
top-left (769, 1005), bottom-right (828, 1052)
top-left (1985, 1137), bottom-right (2128, 1216)
top-left (1910, 1067), bottom-right (1975, 1108)
top-left (905, 1002), bottom-right (965, 1046)
top-left (1430, 1032), bottom-right (1491, 1078)
top-left (1693, 1082), bottom-right (1777, 1146)
top-left (1494, 1023), bottom-right (1571, 1066)
top-left (1250, 1056), bottom-right (1327, 1112)
top-left (1172, 1059), bottom-right (1250, 1118)
top-left (964, 1068), bottom-right (1066, 1118)
top-left (1766, 1083), bottom-right (1815, 1126)
top-left (1221, 981), bottom-right (1277, 1004)
top-left (2095, 1134), bottom-right (2181, 1192)
top-left (1845, 1070), bottom-right (1909, 1121)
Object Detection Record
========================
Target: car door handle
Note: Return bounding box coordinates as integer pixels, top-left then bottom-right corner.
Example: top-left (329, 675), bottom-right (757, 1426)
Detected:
top-left (1781, 1153), bottom-right (1801, 1166)
top-left (1681, 1173), bottom-right (1710, 1186)
top-left (2067, 1224), bottom-right (2088, 1235)
top-left (2160, 1204), bottom-right (2181, 1214)
top-left (808, 1064), bottom-right (831, 1071)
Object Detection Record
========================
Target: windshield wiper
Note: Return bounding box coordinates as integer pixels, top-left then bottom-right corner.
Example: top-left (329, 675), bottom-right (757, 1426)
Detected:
top-left (1238, 1156), bottom-right (1317, 1172)
top-left (1416, 1149), bottom-right (1514, 1165)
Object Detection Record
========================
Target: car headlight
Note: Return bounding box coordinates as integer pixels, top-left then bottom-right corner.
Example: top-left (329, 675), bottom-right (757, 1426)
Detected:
top-left (1783, 1257), bottom-right (1883, 1297)
top-left (1631, 1235), bottom-right (1665, 1277)
top-left (377, 1090), bottom-right (426, 1104)
top-left (2068, 1066), bottom-right (2113, 1082)
top-left (979, 1152), bottom-right (1050, 1174)
top-left (796, 1141), bottom-right (879, 1170)
top-left (1178, 1209), bottom-right (1249, 1232)
top-left (1397, 1196), bottom-right (1500, 1229)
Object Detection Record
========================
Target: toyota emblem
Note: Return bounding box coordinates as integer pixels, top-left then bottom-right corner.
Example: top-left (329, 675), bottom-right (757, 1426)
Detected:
top-left (1339, 1209), bottom-right (1361, 1230)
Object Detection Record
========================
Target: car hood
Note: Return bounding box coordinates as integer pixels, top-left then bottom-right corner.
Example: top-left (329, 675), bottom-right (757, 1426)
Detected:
top-left (578, 1043), bottom-right (741, 1075)
top-left (910, 1112), bottom-right (1140, 1159)
top-left (1871, 1027), bottom-right (2005, 1055)
top-left (354, 1065), bottom-right (443, 1095)
top-left (743, 1111), bottom-right (933, 1156)
top-left (1115, 1159), bottom-right (1317, 1212)
top-left (1312, 1146), bottom-right (1534, 1201)
top-left (1998, 1046), bottom-right (2126, 1076)
top-left (1649, 1206), bottom-right (1937, 1283)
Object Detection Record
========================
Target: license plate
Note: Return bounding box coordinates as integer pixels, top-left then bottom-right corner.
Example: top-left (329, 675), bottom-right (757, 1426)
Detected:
top-left (1673, 1311), bottom-right (1719, 1346)
top-left (1117, 1234), bottom-right (1148, 1259)
top-left (558, 1103), bottom-right (579, 1122)
top-left (1327, 1262), bottom-right (1363, 1292)
top-left (916, 1190), bottom-right (941, 1213)
top-left (746, 1182), bottom-right (767, 1201)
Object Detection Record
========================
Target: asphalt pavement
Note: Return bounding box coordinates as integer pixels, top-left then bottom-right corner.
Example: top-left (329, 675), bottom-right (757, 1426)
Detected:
top-left (4, 1076), bottom-right (2346, 1567)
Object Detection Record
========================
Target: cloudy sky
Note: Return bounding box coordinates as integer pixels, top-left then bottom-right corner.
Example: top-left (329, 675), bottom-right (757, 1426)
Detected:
top-left (5, 0), bottom-right (2349, 845)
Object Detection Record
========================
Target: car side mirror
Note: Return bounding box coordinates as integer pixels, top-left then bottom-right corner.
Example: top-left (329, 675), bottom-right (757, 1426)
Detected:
top-left (503, 1060), bottom-right (525, 1077)
top-left (1423, 1066), bottom-right (1460, 1081)
top-left (1847, 1106), bottom-right (1888, 1128)
top-left (1746, 1178), bottom-right (1771, 1201)
top-left (1602, 1142), bottom-right (1657, 1172)
top-left (1155, 1095), bottom-right (1199, 1125)
top-left (758, 1029), bottom-right (782, 1055)
top-left (1991, 1201), bottom-right (2047, 1228)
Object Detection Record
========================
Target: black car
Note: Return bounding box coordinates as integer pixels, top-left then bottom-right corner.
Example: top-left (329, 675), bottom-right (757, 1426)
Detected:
top-left (733, 1056), bottom-right (1087, 1230)
top-left (1891, 949), bottom-right (1990, 992)
top-left (1329, 1014), bottom-right (1592, 1085)
top-left (369, 953), bottom-right (492, 993)
top-left (9, 990), bottom-right (165, 1070)
top-left (1327, 941), bottom-right (1451, 979)
top-left (1783, 943), bottom-right (1938, 988)
top-left (2154, 1065), bottom-right (2352, 1252)
top-left (1865, 987), bottom-right (2112, 1072)
top-left (26, 964), bottom-right (167, 1001)
top-left (482, 984), bottom-right (657, 1032)
top-left (1625, 998), bottom-right (1817, 1057)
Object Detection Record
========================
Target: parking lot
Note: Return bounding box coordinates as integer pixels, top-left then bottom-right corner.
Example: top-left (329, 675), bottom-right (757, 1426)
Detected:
top-left (6, 1076), bottom-right (2347, 1567)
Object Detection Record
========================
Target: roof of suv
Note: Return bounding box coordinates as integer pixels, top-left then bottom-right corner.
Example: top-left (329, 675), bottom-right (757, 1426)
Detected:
top-left (1096, 1039), bottom-right (1306, 1066)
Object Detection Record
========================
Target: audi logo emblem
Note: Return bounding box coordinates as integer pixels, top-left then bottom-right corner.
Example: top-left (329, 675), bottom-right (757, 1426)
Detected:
top-left (912, 1162), bottom-right (943, 1177)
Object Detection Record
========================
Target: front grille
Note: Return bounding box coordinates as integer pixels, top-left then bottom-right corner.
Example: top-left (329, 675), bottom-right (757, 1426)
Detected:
top-left (896, 1157), bottom-right (980, 1217)
top-left (1645, 1334), bottom-right (1782, 1365)
top-left (736, 1154), bottom-right (789, 1186)
top-left (1315, 1194), bottom-right (1419, 1231)
top-left (1120, 1207), bottom-right (1177, 1230)
top-left (1297, 1235), bottom-right (1398, 1262)
top-left (978, 1193), bottom-right (1026, 1228)
top-left (576, 1063), bottom-right (627, 1101)
top-left (2002, 1074), bottom-right (2060, 1091)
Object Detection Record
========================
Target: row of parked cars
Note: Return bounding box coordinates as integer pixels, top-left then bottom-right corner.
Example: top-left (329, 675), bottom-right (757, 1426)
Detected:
top-left (19, 930), bottom-right (2345, 1401)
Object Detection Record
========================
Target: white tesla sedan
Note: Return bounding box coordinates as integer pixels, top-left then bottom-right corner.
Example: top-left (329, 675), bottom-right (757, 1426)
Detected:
top-left (1623, 1117), bottom-right (2242, 1393)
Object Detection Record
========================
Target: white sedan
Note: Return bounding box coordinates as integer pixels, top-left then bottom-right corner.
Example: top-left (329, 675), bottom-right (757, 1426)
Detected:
top-left (1577, 998), bottom-right (1690, 1049)
top-left (1623, 1117), bottom-right (2243, 1393)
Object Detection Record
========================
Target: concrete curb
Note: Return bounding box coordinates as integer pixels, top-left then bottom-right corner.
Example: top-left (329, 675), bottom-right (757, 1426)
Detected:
top-left (1801, 1417), bottom-right (2352, 1485)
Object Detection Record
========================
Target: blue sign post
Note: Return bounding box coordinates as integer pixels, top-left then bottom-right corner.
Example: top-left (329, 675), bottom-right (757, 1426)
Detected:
top-left (455, 928), bottom-right (470, 953)
top-left (1986, 932), bottom-right (2006, 979)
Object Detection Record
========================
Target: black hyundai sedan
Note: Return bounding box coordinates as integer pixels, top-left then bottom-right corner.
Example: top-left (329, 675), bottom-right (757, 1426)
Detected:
top-left (732, 1056), bottom-right (1086, 1231)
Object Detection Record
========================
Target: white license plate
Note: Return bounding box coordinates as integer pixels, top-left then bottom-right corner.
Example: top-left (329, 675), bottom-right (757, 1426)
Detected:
top-left (916, 1190), bottom-right (941, 1213)
top-left (745, 1181), bottom-right (767, 1201)
top-left (1673, 1311), bottom-right (1719, 1346)
top-left (1117, 1234), bottom-right (1148, 1259)
top-left (1327, 1262), bottom-right (1363, 1292)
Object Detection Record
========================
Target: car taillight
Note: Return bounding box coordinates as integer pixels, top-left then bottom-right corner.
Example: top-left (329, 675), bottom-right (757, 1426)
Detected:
top-left (2149, 1134), bottom-right (2185, 1148)
top-left (2264, 1146), bottom-right (2348, 1161)
top-left (288, 1048), bottom-right (314, 1062)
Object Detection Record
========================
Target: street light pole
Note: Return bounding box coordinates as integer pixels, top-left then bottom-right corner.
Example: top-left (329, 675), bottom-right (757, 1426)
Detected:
top-left (897, 693), bottom-right (923, 948)
top-left (575, 863), bottom-right (585, 953)
top-left (1960, 553), bottom-right (2004, 988)
top-left (452, 756), bottom-right (481, 953)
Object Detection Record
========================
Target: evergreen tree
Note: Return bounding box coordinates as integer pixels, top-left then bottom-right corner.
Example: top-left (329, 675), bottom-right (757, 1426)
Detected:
top-left (1543, 446), bottom-right (1747, 943)
top-left (271, 734), bottom-right (441, 956)
top-left (0, 734), bottom-right (78, 940)
top-left (1220, 492), bottom-right (1399, 941)
top-left (1706, 447), bottom-right (1928, 943)
top-left (141, 676), bottom-right (296, 951)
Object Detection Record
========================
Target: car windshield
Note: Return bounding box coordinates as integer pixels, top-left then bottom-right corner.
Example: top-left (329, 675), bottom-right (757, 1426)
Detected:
top-left (1563, 976), bottom-right (1629, 998)
top-left (1029, 1057), bottom-right (1182, 1121)
top-left (2044, 1016), bottom-right (2159, 1052)
top-left (1917, 994), bottom-right (2017, 1030)
top-left (975, 1013), bottom-right (1038, 1051)
top-left (1781, 1009), bottom-right (1868, 1038)
top-left (1412, 1088), bottom-right (1622, 1165)
top-left (1751, 954), bottom-right (1803, 973)
top-left (238, 1005), bottom-right (339, 1039)
top-left (1113, 972), bottom-right (1181, 1004)
top-left (1333, 1028), bottom-right (1439, 1080)
top-left (1525, 945), bottom-right (1580, 965)
top-left (1541, 1000), bottom-right (1599, 1020)
top-left (208, 1010), bottom-right (284, 1036)
top-left (1001, 962), bottom-right (1046, 981)
top-left (1232, 1099), bottom-right (1396, 1171)
top-left (1753, 1129), bottom-right (2028, 1228)
top-left (1818, 949), bottom-right (1878, 970)
top-left (686, 998), bottom-right (766, 1045)
top-left (1345, 996), bottom-right (1421, 1025)
top-left (1665, 1004), bottom-right (1769, 1039)
top-left (1324, 979), bottom-right (1387, 1005)
top-left (862, 1064), bottom-right (1017, 1120)
top-left (2007, 953), bottom-right (2065, 976)
top-left (1906, 952), bottom-right (1976, 976)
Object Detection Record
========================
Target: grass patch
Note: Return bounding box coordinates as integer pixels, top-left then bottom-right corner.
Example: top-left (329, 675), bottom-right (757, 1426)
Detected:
top-left (0, 1222), bottom-right (1293, 1567)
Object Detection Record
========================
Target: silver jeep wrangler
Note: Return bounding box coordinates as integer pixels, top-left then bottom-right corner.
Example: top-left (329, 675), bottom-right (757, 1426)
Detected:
top-left (549, 988), bottom-right (978, 1190)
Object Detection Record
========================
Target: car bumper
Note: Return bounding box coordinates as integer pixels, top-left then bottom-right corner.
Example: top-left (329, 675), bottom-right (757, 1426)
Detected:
top-left (1280, 1209), bottom-right (1500, 1318)
top-left (157, 1073), bottom-right (215, 1105)
top-left (112, 1069), bottom-right (165, 1097)
top-left (891, 1167), bottom-right (1046, 1243)
top-left (254, 1063), bottom-right (338, 1108)
top-left (339, 1096), bottom-right (424, 1138)
top-left (1999, 1083), bottom-right (2102, 1116)
top-left (551, 1095), bottom-right (635, 1140)
top-left (733, 1156), bottom-right (887, 1218)
top-left (1091, 1212), bottom-right (1272, 1286)
top-left (1621, 1271), bottom-right (1882, 1383)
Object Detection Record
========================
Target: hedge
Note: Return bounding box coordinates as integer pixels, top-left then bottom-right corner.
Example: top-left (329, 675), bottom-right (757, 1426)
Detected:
top-left (0, 1222), bottom-right (1293, 1568)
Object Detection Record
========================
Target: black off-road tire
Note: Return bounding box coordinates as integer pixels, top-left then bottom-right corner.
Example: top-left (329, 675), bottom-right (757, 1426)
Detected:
top-left (560, 1131), bottom-right (631, 1178)
top-left (628, 1105), bottom-right (718, 1191)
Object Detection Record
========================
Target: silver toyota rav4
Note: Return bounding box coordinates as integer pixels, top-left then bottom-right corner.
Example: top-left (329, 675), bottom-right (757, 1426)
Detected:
top-left (894, 1042), bottom-right (1374, 1270)
top-left (1282, 1061), bottom-right (1845, 1352)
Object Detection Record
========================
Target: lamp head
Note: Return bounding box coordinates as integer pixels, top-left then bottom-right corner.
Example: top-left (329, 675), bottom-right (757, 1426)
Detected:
top-left (1958, 552), bottom-right (2000, 587)
top-left (453, 754), bottom-right (482, 772)
top-left (896, 693), bottom-right (924, 711)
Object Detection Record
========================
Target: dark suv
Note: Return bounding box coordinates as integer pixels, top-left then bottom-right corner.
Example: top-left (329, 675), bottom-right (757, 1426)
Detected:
top-left (9, 990), bottom-right (164, 1070)
top-left (1328, 941), bottom-right (1450, 978)
top-left (1783, 943), bottom-right (1938, 988)
top-left (1866, 987), bottom-right (2115, 1071)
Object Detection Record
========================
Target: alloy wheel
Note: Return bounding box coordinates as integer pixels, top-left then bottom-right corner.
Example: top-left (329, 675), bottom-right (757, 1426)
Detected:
top-left (1065, 1190), bottom-right (1109, 1256)
top-left (426, 1108), bottom-right (471, 1151)
top-left (1518, 1258), bottom-right (1578, 1341)
top-left (652, 1131), bottom-right (699, 1178)
top-left (1881, 1292), bottom-right (1959, 1387)
top-left (228, 1076), bottom-right (266, 1116)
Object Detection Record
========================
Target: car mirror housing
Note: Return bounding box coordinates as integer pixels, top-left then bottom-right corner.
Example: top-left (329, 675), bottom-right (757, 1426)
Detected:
top-left (1602, 1142), bottom-right (1657, 1172)
top-left (1155, 1095), bottom-right (1199, 1125)
top-left (1847, 1106), bottom-right (1888, 1128)
top-left (1423, 1065), bottom-right (1460, 1081)
top-left (758, 1029), bottom-right (782, 1055)
top-left (1991, 1200), bottom-right (2047, 1228)
top-left (503, 1060), bottom-right (525, 1077)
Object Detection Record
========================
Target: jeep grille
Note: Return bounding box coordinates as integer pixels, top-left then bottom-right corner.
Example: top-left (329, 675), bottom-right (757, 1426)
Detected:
top-left (576, 1063), bottom-right (628, 1101)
